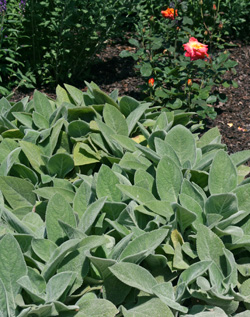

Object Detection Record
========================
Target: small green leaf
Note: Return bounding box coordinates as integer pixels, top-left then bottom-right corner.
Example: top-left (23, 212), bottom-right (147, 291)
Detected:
top-left (140, 63), bottom-right (153, 77)
top-left (126, 103), bottom-right (150, 135)
top-left (197, 127), bottom-right (221, 148)
top-left (33, 111), bottom-right (50, 129)
top-left (32, 239), bottom-right (57, 263)
top-left (117, 184), bottom-right (156, 204)
top-left (56, 84), bottom-right (72, 104)
top-left (58, 246), bottom-right (89, 294)
top-left (42, 239), bottom-right (81, 281)
top-left (0, 279), bottom-right (9, 317)
top-left (177, 260), bottom-right (211, 287)
top-left (121, 298), bottom-right (174, 317)
top-left (205, 193), bottom-right (238, 219)
top-left (233, 183), bottom-right (250, 212)
top-left (75, 298), bottom-right (118, 317)
top-left (79, 197), bottom-right (107, 233)
top-left (120, 229), bottom-right (168, 261)
top-left (73, 181), bottom-right (92, 218)
top-left (33, 90), bottom-right (53, 119)
top-left (46, 272), bottom-right (76, 303)
top-left (47, 153), bottom-right (74, 178)
top-left (92, 88), bottom-right (119, 109)
top-left (64, 84), bottom-right (83, 105)
top-left (152, 282), bottom-right (188, 313)
top-left (73, 142), bottom-right (100, 166)
top-left (68, 120), bottom-right (90, 138)
top-left (173, 203), bottom-right (197, 233)
top-left (19, 140), bottom-right (44, 174)
top-left (119, 96), bottom-right (140, 117)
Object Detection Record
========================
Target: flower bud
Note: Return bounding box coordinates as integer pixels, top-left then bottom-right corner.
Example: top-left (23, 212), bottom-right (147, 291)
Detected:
top-left (148, 78), bottom-right (155, 87)
top-left (187, 79), bottom-right (192, 86)
top-left (199, 0), bottom-right (203, 5)
top-left (204, 30), bottom-right (208, 36)
top-left (218, 23), bottom-right (223, 29)
top-left (212, 3), bottom-right (216, 10)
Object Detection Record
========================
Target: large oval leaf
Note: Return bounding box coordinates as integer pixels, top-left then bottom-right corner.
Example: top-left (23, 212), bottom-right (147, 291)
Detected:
top-left (156, 156), bottom-right (183, 202)
top-left (96, 165), bottom-right (121, 202)
top-left (103, 103), bottom-right (128, 136)
top-left (165, 125), bottom-right (196, 167)
top-left (0, 234), bottom-right (27, 315)
top-left (0, 176), bottom-right (36, 209)
top-left (46, 193), bottom-right (76, 245)
top-left (209, 150), bottom-right (237, 194)
top-left (109, 262), bottom-right (157, 294)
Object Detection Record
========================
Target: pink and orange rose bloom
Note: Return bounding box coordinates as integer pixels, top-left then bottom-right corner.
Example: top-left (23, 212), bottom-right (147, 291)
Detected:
top-left (161, 8), bottom-right (178, 20)
top-left (183, 37), bottom-right (209, 61)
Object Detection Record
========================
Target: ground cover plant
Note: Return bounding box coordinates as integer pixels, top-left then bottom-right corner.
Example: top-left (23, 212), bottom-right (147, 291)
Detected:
top-left (1, 85), bottom-right (250, 315)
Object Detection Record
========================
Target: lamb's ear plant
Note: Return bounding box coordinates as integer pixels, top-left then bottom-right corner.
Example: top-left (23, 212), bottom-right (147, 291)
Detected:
top-left (1, 85), bottom-right (250, 315)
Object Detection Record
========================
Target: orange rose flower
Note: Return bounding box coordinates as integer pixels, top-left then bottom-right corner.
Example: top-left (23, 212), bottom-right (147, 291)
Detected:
top-left (183, 37), bottom-right (209, 61)
top-left (148, 78), bottom-right (155, 87)
top-left (161, 8), bottom-right (178, 20)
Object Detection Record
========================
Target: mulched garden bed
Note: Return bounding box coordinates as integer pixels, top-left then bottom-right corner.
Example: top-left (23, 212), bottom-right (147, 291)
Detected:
top-left (9, 40), bottom-right (250, 155)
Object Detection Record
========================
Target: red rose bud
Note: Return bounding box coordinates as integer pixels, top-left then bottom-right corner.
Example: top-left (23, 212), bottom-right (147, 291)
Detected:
top-left (161, 8), bottom-right (178, 20)
top-left (148, 78), bottom-right (155, 87)
top-left (212, 3), bottom-right (216, 10)
top-left (218, 23), bottom-right (223, 29)
top-left (187, 79), bottom-right (192, 86)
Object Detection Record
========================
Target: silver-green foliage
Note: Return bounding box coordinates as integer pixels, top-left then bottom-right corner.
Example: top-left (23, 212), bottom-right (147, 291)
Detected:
top-left (0, 83), bottom-right (250, 315)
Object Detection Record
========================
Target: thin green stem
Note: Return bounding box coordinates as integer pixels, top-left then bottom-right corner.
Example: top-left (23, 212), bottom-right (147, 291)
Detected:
top-left (0, 14), bottom-right (5, 47)
top-left (30, 0), bottom-right (36, 68)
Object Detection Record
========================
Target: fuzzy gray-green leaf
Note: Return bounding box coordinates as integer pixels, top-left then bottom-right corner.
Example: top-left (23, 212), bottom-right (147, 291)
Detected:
top-left (209, 150), bottom-right (237, 194)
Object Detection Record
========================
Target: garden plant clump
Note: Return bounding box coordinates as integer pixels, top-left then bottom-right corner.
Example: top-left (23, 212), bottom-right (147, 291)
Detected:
top-left (120, 0), bottom-right (239, 120)
top-left (0, 0), bottom-right (250, 316)
top-left (1, 84), bottom-right (250, 315)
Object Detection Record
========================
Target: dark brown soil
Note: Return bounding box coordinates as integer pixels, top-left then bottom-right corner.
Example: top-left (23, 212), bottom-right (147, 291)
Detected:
top-left (9, 40), bottom-right (250, 155)
top-left (205, 44), bottom-right (250, 154)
